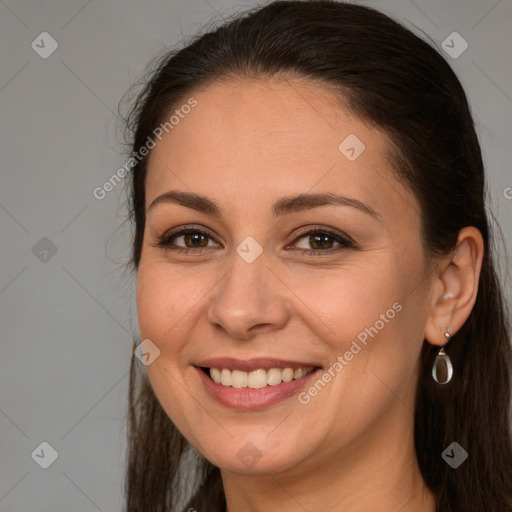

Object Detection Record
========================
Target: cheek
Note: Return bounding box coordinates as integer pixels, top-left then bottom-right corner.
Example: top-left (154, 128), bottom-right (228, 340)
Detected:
top-left (136, 267), bottom-right (168, 340)
top-left (135, 265), bottom-right (207, 438)
top-left (294, 253), bottom-right (425, 388)
top-left (324, 261), bottom-right (428, 409)
top-left (135, 263), bottom-right (203, 354)
top-left (282, 255), bottom-right (408, 350)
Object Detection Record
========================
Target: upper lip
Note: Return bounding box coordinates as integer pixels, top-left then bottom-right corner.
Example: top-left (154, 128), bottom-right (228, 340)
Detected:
top-left (195, 357), bottom-right (322, 372)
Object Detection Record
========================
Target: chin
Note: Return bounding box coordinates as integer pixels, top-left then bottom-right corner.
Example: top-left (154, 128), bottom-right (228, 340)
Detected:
top-left (195, 430), bottom-right (315, 475)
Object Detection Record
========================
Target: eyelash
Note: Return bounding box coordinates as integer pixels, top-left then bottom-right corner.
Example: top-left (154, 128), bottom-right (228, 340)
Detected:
top-left (154, 225), bottom-right (356, 257)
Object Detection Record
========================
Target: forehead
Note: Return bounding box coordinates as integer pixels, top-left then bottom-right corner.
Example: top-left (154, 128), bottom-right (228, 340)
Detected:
top-left (144, 77), bottom-right (418, 224)
top-left (148, 76), bottom-right (367, 170)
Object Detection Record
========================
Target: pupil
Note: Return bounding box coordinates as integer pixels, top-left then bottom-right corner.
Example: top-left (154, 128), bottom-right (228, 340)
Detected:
top-left (187, 233), bottom-right (206, 247)
top-left (312, 234), bottom-right (331, 249)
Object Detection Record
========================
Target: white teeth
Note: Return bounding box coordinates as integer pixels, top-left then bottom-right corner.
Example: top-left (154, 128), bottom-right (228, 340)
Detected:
top-left (220, 369), bottom-right (232, 386)
top-left (231, 370), bottom-right (248, 388)
top-left (281, 368), bottom-right (294, 382)
top-left (266, 368), bottom-right (282, 386)
top-left (208, 366), bottom-right (315, 388)
top-left (248, 369), bottom-right (267, 389)
top-left (210, 367), bottom-right (221, 384)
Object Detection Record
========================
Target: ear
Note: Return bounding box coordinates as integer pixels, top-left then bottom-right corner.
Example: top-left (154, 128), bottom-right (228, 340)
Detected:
top-left (424, 226), bottom-right (484, 347)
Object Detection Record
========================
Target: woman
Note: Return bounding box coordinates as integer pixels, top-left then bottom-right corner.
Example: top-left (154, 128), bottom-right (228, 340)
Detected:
top-left (122, 1), bottom-right (512, 510)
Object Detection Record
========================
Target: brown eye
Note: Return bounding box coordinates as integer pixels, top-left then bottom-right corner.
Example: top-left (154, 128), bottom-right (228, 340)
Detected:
top-left (155, 226), bottom-right (355, 256)
top-left (156, 228), bottom-right (218, 251)
top-left (291, 229), bottom-right (355, 255)
top-left (306, 233), bottom-right (335, 250)
top-left (181, 232), bottom-right (209, 248)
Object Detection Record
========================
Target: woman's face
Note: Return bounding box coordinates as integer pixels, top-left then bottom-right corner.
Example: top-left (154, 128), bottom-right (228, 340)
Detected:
top-left (136, 77), bottom-right (435, 475)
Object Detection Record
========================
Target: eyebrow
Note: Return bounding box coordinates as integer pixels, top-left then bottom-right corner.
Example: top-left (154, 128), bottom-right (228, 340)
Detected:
top-left (147, 190), bottom-right (381, 220)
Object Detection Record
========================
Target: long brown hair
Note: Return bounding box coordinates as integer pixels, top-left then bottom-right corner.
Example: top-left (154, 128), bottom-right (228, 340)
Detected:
top-left (121, 2), bottom-right (512, 510)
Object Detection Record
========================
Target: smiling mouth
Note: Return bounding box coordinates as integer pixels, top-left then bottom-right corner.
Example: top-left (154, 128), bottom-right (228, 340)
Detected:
top-left (200, 366), bottom-right (317, 389)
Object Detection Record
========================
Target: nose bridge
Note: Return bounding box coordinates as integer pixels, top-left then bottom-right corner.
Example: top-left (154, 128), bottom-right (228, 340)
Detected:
top-left (207, 246), bottom-right (289, 338)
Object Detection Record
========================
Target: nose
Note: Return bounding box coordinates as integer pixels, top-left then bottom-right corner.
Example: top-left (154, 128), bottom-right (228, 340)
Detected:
top-left (207, 251), bottom-right (291, 340)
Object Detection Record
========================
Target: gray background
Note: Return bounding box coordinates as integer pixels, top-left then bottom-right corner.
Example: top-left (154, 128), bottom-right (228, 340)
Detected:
top-left (1, 0), bottom-right (511, 510)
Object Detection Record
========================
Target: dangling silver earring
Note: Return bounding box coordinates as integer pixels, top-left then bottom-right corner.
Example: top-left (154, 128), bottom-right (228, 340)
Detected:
top-left (432, 327), bottom-right (453, 384)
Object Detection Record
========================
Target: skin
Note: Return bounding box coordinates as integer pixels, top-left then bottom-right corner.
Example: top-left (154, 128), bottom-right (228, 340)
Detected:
top-left (136, 77), bottom-right (484, 512)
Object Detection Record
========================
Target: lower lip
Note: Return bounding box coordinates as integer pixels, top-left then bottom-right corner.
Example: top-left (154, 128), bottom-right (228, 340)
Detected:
top-left (195, 367), bottom-right (322, 410)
